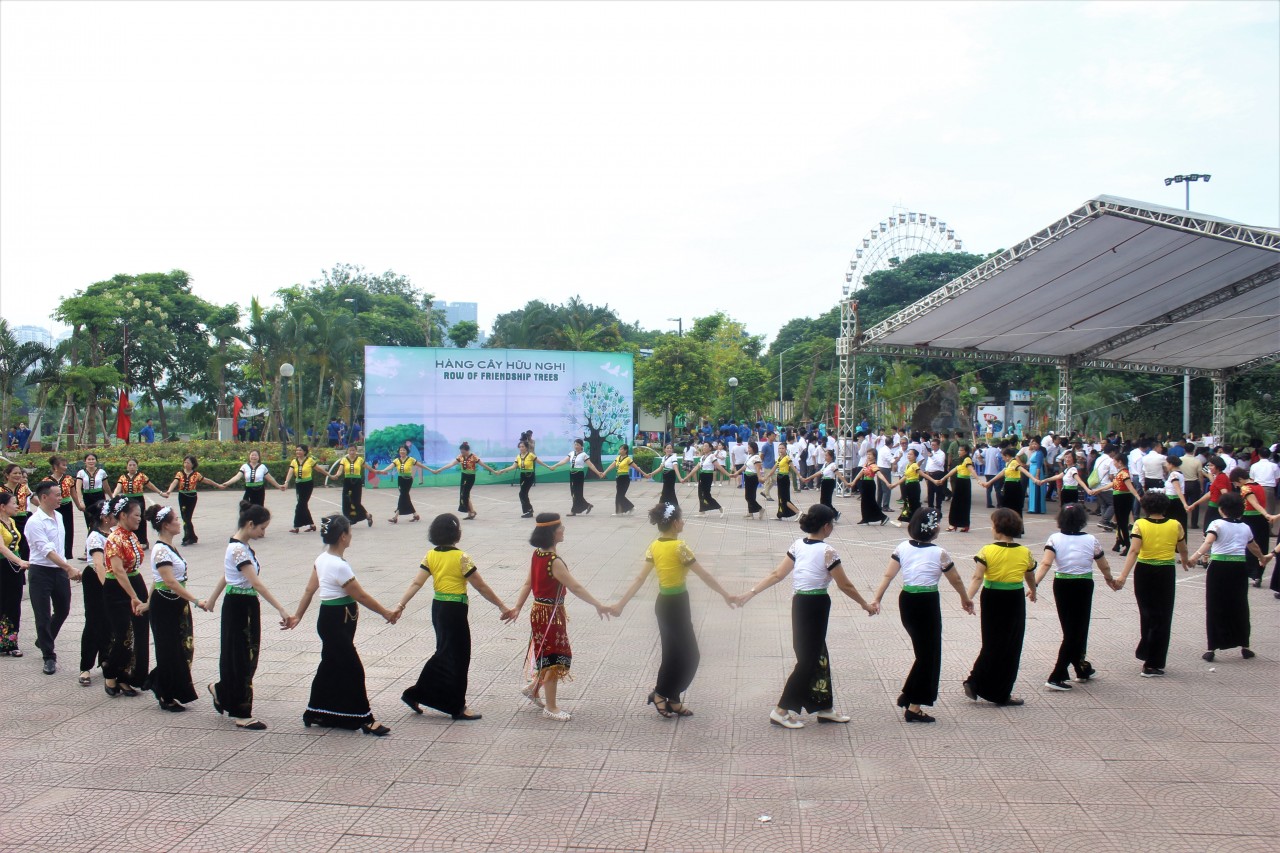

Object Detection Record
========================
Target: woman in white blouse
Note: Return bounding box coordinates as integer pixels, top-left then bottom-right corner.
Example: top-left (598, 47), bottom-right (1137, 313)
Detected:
top-left (220, 450), bottom-right (285, 509)
top-left (143, 504), bottom-right (206, 712)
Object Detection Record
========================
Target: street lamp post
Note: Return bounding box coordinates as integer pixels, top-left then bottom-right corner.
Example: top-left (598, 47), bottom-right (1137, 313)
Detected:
top-left (668, 318), bottom-right (683, 337)
top-left (1164, 173), bottom-right (1211, 436)
top-left (728, 376), bottom-right (739, 424)
top-left (279, 362), bottom-right (294, 459)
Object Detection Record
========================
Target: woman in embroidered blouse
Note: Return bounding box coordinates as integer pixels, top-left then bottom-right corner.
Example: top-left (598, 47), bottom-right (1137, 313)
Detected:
top-left (597, 444), bottom-right (638, 516)
top-left (143, 504), bottom-right (205, 712)
top-left (111, 458), bottom-right (165, 546)
top-left (395, 513), bottom-right (511, 722)
top-left (166, 455), bottom-right (225, 547)
top-left (292, 514), bottom-right (399, 735)
top-left (2, 463), bottom-right (32, 560)
top-left (44, 456), bottom-right (84, 560)
top-left (432, 442), bottom-right (498, 520)
top-left (77, 500), bottom-right (113, 685)
top-left (870, 507), bottom-right (974, 723)
top-left (204, 502), bottom-right (294, 730)
top-left (1228, 468), bottom-right (1279, 587)
top-left (739, 503), bottom-right (875, 728)
top-left (281, 445), bottom-right (319, 534)
top-left (220, 449), bottom-right (285, 509)
top-left (0, 491), bottom-right (30, 657)
top-left (75, 452), bottom-right (109, 544)
top-left (506, 513), bottom-right (613, 721)
top-left (102, 496), bottom-right (150, 696)
top-left (612, 502), bottom-right (736, 719)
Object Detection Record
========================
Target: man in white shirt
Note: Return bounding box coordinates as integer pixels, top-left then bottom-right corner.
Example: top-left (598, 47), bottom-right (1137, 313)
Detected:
top-left (730, 441), bottom-right (748, 488)
top-left (1249, 452), bottom-right (1279, 520)
top-left (981, 442), bottom-right (1004, 508)
top-left (876, 440), bottom-right (897, 510)
top-left (1094, 449), bottom-right (1118, 529)
top-left (924, 438), bottom-right (948, 510)
top-left (25, 481), bottom-right (82, 674)
top-left (1141, 442), bottom-right (1167, 491)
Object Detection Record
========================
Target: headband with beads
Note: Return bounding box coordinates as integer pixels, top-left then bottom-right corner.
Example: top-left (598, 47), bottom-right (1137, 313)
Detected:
top-left (154, 506), bottom-right (174, 524)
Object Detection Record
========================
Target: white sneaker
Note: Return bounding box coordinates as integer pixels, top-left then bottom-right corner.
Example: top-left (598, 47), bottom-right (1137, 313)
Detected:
top-left (519, 684), bottom-right (544, 708)
top-left (769, 709), bottom-right (804, 729)
top-left (815, 710), bottom-right (851, 723)
top-left (542, 708), bottom-right (571, 722)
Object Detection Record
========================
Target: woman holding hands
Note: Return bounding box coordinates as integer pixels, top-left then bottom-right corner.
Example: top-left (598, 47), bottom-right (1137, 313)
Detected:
top-left (597, 444), bottom-right (637, 516)
top-left (281, 445), bottom-right (319, 534)
top-left (739, 503), bottom-right (875, 728)
top-left (143, 504), bottom-right (204, 712)
top-left (557, 439), bottom-right (603, 516)
top-left (729, 441), bottom-right (766, 520)
top-left (1113, 492), bottom-right (1190, 678)
top-left (220, 449), bottom-right (285, 508)
top-left (432, 442), bottom-right (499, 520)
top-left (613, 503), bottom-right (736, 719)
top-left (292, 514), bottom-right (399, 735)
top-left (102, 496), bottom-right (149, 697)
top-left (497, 440), bottom-right (556, 519)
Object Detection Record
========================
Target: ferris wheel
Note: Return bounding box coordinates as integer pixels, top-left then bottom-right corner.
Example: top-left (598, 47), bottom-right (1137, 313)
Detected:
top-left (844, 209), bottom-right (964, 293)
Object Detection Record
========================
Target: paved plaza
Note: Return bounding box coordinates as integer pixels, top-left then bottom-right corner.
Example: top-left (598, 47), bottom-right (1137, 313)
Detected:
top-left (1, 477), bottom-right (1277, 852)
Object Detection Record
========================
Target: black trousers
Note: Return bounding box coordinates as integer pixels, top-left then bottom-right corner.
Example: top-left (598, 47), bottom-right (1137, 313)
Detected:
top-left (1049, 577), bottom-right (1094, 682)
top-left (569, 472), bottom-right (590, 514)
top-left (898, 590), bottom-right (942, 707)
top-left (654, 591), bottom-right (699, 701)
top-left (1205, 559), bottom-right (1250, 651)
top-left (396, 477), bottom-right (416, 516)
top-left (292, 481), bottom-right (314, 529)
top-left (1133, 563), bottom-right (1175, 669)
top-left (926, 477), bottom-right (945, 510)
top-left (148, 590), bottom-right (197, 705)
top-left (1113, 493), bottom-right (1134, 550)
top-left (744, 475), bottom-right (762, 513)
top-left (102, 573), bottom-right (149, 684)
top-left (56, 502), bottom-right (75, 560)
top-left (518, 472), bottom-right (535, 514)
top-left (615, 476), bottom-right (633, 514)
top-left (27, 564), bottom-right (71, 663)
top-left (697, 472), bottom-right (721, 513)
top-left (966, 586), bottom-right (1025, 704)
top-left (178, 492), bottom-right (199, 544)
top-left (78, 568), bottom-right (109, 672)
top-left (778, 593), bottom-right (834, 714)
top-left (215, 594), bottom-right (261, 719)
top-left (1183, 481), bottom-right (1202, 529)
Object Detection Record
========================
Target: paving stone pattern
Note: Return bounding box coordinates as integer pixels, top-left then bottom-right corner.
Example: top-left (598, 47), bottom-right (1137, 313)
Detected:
top-left (1, 479), bottom-right (1276, 852)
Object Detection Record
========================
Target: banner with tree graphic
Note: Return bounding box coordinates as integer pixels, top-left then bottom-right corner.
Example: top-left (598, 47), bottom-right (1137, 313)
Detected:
top-left (363, 346), bottom-right (633, 484)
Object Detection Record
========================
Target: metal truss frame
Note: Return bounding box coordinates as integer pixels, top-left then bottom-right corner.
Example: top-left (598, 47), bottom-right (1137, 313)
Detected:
top-left (847, 342), bottom-right (1217, 378)
top-left (1212, 372), bottom-right (1228, 439)
top-left (836, 299), bottom-right (858, 435)
top-left (1057, 360), bottom-right (1072, 436)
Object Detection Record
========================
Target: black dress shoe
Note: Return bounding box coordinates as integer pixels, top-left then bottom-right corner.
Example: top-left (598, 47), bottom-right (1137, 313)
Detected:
top-left (42, 659), bottom-right (56, 675)
top-left (904, 709), bottom-right (936, 723)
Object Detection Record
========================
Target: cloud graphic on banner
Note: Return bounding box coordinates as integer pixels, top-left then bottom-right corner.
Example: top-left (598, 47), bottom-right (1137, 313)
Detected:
top-left (366, 352), bottom-right (402, 379)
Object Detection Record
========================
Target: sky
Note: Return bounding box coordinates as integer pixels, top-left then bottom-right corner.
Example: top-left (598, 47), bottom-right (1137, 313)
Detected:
top-left (1, 0), bottom-right (1277, 345)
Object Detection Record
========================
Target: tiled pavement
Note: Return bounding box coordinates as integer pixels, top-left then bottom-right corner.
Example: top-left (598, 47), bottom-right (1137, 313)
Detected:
top-left (1, 478), bottom-right (1276, 852)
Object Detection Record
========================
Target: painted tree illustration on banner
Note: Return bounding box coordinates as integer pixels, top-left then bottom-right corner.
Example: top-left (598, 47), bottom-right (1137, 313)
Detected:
top-left (565, 381), bottom-right (629, 469)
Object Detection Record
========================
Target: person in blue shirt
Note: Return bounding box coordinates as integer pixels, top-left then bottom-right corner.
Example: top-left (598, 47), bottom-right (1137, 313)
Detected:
top-left (759, 431), bottom-right (777, 501)
top-left (139, 419), bottom-right (156, 443)
top-left (16, 423), bottom-right (31, 451)
top-left (349, 421), bottom-right (362, 444)
top-left (736, 422), bottom-right (751, 444)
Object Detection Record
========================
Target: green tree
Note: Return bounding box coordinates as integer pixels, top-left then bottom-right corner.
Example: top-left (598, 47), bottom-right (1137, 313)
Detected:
top-left (447, 321), bottom-right (480, 349)
top-left (0, 319), bottom-right (47, 432)
top-left (635, 335), bottom-right (715, 433)
top-left (564, 381), bottom-right (630, 468)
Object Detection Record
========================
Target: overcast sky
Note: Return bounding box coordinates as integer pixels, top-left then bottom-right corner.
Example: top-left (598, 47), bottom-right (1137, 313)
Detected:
top-left (2, 0), bottom-right (1276, 344)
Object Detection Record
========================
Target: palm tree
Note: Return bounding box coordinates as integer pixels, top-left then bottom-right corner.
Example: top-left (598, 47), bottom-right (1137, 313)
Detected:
top-left (1074, 374), bottom-right (1128, 435)
top-left (206, 304), bottom-right (244, 419)
top-left (876, 362), bottom-right (937, 427)
top-left (1223, 400), bottom-right (1279, 447)
top-left (0, 319), bottom-right (48, 435)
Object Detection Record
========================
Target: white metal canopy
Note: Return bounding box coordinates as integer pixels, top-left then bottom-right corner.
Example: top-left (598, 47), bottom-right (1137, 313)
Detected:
top-left (836, 195), bottom-right (1280, 435)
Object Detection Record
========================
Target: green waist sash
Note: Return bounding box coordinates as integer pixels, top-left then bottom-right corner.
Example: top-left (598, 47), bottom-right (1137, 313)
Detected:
top-left (1055, 572), bottom-right (1092, 580)
top-left (1137, 559), bottom-right (1176, 567)
top-left (154, 579), bottom-right (187, 591)
top-left (434, 592), bottom-right (467, 603)
top-left (795, 588), bottom-right (829, 596)
top-left (226, 585), bottom-right (258, 596)
top-left (322, 595), bottom-right (355, 606)
top-left (1209, 554), bottom-right (1245, 562)
top-left (659, 585), bottom-right (687, 596)
top-left (983, 580), bottom-right (1024, 590)
top-left (902, 584), bottom-right (938, 593)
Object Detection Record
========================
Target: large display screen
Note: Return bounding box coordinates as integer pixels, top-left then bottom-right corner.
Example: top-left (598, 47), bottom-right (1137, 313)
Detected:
top-left (363, 347), bottom-right (634, 480)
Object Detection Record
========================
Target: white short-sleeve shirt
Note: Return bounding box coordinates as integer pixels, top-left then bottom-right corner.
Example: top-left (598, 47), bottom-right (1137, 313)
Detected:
top-left (151, 541), bottom-right (188, 585)
top-left (891, 541), bottom-right (954, 587)
top-left (224, 539), bottom-right (261, 589)
top-left (788, 537), bottom-right (842, 592)
top-left (1045, 532), bottom-right (1102, 575)
top-left (315, 551), bottom-right (356, 600)
top-left (1207, 519), bottom-right (1254, 556)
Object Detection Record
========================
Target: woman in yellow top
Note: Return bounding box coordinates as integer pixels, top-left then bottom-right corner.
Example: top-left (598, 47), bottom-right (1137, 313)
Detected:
top-left (0, 491), bottom-right (31, 656)
top-left (925, 443), bottom-right (976, 532)
top-left (978, 446), bottom-right (1032, 521)
top-left (962, 508), bottom-right (1037, 706)
top-left (886, 448), bottom-right (923, 528)
top-left (597, 444), bottom-right (637, 516)
top-left (1114, 492), bottom-right (1189, 677)
top-left (375, 445), bottom-right (430, 524)
top-left (772, 448), bottom-right (800, 520)
top-left (431, 441), bottom-right (499, 521)
top-left (325, 445), bottom-right (373, 527)
top-left (395, 513), bottom-right (511, 720)
top-left (611, 502), bottom-right (736, 717)
top-left (281, 445), bottom-right (318, 534)
top-left (496, 440), bottom-right (556, 519)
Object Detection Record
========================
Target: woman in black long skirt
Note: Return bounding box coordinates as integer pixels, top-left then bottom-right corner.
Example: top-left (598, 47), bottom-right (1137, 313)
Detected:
top-left (432, 442), bottom-right (498, 520)
top-left (981, 446), bottom-right (1032, 521)
top-left (731, 441), bottom-right (766, 520)
top-left (376, 445), bottom-right (429, 523)
top-left (871, 507), bottom-right (974, 722)
top-left (885, 449), bottom-right (922, 527)
top-left (963, 508), bottom-right (1036, 706)
top-left (205, 502), bottom-right (295, 730)
top-left (325, 445), bottom-right (373, 528)
top-left (143, 504), bottom-right (203, 711)
top-left (1, 465), bottom-right (31, 563)
top-left (77, 501), bottom-right (112, 684)
top-left (738, 503), bottom-right (875, 728)
top-left (44, 456), bottom-right (83, 560)
top-left (1092, 458), bottom-right (1139, 555)
top-left (396, 513), bottom-right (511, 720)
top-left (599, 444), bottom-right (637, 516)
top-left (220, 449), bottom-right (284, 509)
top-left (166, 455), bottom-right (224, 546)
top-left (1035, 450), bottom-right (1082, 513)
top-left (1232, 469), bottom-right (1278, 586)
top-left (102, 497), bottom-right (150, 696)
top-left (1030, 503), bottom-right (1115, 690)
top-left (554, 439), bottom-right (603, 516)
top-left (291, 514), bottom-right (398, 734)
top-left (111, 458), bottom-right (164, 547)
top-left (282, 445), bottom-right (319, 534)
top-left (1161, 456), bottom-right (1189, 535)
top-left (774, 449), bottom-right (799, 520)
top-left (1188, 493), bottom-right (1265, 661)
top-left (75, 453), bottom-right (109, 550)
top-left (801, 449), bottom-right (849, 522)
top-left (854, 461), bottom-right (890, 526)
top-left (613, 503), bottom-right (736, 718)
top-left (648, 444), bottom-right (685, 509)
top-left (691, 443), bottom-right (725, 516)
top-left (497, 440), bottom-right (554, 519)
top-left (930, 444), bottom-right (976, 532)
top-left (1115, 492), bottom-right (1190, 677)
top-left (0, 491), bottom-right (30, 657)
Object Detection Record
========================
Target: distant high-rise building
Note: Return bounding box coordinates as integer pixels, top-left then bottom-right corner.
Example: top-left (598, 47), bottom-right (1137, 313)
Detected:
top-left (11, 325), bottom-right (54, 347)
top-left (440, 301), bottom-right (479, 328)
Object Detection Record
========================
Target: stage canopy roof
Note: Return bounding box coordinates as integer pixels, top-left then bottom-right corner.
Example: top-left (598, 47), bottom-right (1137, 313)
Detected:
top-left (852, 195), bottom-right (1280, 378)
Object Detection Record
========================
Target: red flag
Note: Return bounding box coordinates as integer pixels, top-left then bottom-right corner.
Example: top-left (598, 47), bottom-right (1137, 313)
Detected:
top-left (231, 396), bottom-right (243, 435)
top-left (115, 390), bottom-right (132, 443)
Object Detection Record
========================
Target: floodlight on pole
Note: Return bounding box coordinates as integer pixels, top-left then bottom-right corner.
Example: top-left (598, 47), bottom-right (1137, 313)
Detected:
top-left (668, 318), bottom-right (683, 337)
top-left (728, 376), bottom-right (739, 424)
top-left (1164, 172), bottom-right (1211, 436)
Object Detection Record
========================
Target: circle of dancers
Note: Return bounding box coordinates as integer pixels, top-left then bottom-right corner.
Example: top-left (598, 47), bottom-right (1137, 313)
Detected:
top-left (1, 433), bottom-right (1277, 738)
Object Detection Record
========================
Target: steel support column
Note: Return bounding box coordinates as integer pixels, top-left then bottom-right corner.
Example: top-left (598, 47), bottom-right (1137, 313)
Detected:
top-left (1057, 360), bottom-right (1072, 436)
top-left (1211, 372), bottom-right (1228, 441)
top-left (837, 298), bottom-right (858, 435)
